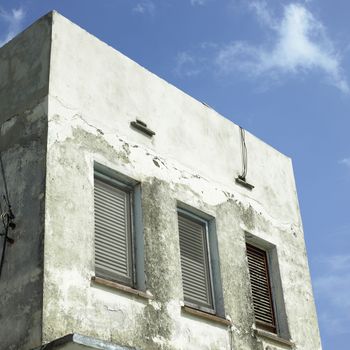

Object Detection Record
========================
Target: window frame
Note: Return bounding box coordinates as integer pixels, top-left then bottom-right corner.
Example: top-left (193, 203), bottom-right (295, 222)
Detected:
top-left (177, 205), bottom-right (225, 317)
top-left (93, 163), bottom-right (145, 291)
top-left (246, 243), bottom-right (277, 333)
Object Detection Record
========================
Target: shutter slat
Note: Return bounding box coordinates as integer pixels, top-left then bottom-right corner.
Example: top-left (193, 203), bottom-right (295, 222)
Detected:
top-left (97, 240), bottom-right (128, 256)
top-left (95, 222), bottom-right (128, 242)
top-left (248, 267), bottom-right (268, 278)
top-left (179, 244), bottom-right (208, 262)
top-left (182, 267), bottom-right (207, 285)
top-left (95, 199), bottom-right (126, 216)
top-left (95, 254), bottom-right (128, 273)
top-left (95, 236), bottom-right (127, 253)
top-left (95, 185), bottom-right (127, 204)
top-left (95, 245), bottom-right (128, 262)
top-left (94, 177), bottom-right (132, 284)
top-left (246, 244), bottom-right (276, 331)
top-left (250, 289), bottom-right (270, 301)
top-left (179, 233), bottom-right (206, 251)
top-left (247, 259), bottom-right (268, 271)
top-left (95, 204), bottom-right (127, 223)
top-left (178, 214), bottom-right (213, 309)
top-left (95, 253), bottom-right (128, 271)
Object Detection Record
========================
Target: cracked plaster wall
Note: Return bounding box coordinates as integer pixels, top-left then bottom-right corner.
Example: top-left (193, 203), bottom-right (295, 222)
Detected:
top-left (40, 12), bottom-right (322, 350)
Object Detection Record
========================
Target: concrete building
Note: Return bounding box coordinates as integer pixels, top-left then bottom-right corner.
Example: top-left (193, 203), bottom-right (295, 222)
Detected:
top-left (0, 11), bottom-right (322, 350)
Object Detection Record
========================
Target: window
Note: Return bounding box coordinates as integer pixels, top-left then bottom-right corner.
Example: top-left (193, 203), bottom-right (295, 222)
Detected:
top-left (177, 208), bottom-right (224, 316)
top-left (93, 165), bottom-right (144, 290)
top-left (246, 243), bottom-right (276, 333)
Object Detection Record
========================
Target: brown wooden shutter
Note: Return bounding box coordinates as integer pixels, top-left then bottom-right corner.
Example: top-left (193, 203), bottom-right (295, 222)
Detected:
top-left (178, 213), bottom-right (213, 310)
top-left (246, 243), bottom-right (276, 333)
top-left (94, 177), bottom-right (133, 286)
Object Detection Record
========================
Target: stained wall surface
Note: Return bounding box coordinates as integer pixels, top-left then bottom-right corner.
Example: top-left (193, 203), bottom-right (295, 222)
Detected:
top-left (0, 14), bottom-right (51, 350)
top-left (42, 11), bottom-right (322, 350)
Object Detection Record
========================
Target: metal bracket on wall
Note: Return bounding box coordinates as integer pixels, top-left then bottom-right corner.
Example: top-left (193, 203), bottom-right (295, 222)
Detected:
top-left (130, 119), bottom-right (155, 137)
top-left (235, 176), bottom-right (254, 190)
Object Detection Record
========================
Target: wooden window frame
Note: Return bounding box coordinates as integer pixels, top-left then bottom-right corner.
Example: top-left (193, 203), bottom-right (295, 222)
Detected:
top-left (246, 243), bottom-right (277, 334)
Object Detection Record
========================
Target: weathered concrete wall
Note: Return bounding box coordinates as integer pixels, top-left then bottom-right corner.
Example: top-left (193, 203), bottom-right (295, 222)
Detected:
top-left (0, 14), bottom-right (51, 124)
top-left (0, 13), bottom-right (51, 350)
top-left (41, 12), bottom-right (321, 350)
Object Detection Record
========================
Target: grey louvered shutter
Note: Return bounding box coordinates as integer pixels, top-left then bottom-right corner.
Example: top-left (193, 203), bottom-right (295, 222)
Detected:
top-left (94, 177), bottom-right (133, 286)
top-left (246, 244), bottom-right (276, 332)
top-left (178, 213), bottom-right (213, 310)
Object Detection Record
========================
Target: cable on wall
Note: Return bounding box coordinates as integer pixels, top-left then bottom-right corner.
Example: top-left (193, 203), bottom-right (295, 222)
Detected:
top-left (235, 126), bottom-right (254, 190)
top-left (238, 127), bottom-right (248, 181)
top-left (0, 152), bottom-right (15, 280)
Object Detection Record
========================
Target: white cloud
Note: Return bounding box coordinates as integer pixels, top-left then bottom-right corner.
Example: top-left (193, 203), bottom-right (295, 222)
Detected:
top-left (176, 2), bottom-right (348, 93)
top-left (215, 3), bottom-right (349, 93)
top-left (190, 0), bottom-right (208, 6)
top-left (248, 0), bottom-right (277, 28)
top-left (0, 7), bottom-right (25, 47)
top-left (132, 1), bottom-right (155, 16)
top-left (174, 52), bottom-right (202, 77)
top-left (339, 158), bottom-right (350, 168)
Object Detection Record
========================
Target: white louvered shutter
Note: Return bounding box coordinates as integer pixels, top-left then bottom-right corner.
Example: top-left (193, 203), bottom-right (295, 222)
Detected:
top-left (178, 213), bottom-right (213, 310)
top-left (94, 177), bottom-right (133, 285)
top-left (246, 244), bottom-right (276, 332)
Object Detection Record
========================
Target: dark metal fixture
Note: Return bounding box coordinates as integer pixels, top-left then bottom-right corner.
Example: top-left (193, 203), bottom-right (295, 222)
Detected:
top-left (130, 119), bottom-right (155, 137)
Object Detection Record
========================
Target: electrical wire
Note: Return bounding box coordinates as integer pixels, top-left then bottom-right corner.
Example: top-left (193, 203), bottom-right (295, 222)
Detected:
top-left (0, 200), bottom-right (10, 279)
top-left (238, 126), bottom-right (248, 181)
top-left (0, 152), bottom-right (15, 280)
top-left (0, 152), bottom-right (14, 219)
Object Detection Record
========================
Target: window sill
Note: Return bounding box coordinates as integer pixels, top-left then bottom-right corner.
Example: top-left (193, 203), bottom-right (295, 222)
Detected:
top-left (182, 306), bottom-right (231, 326)
top-left (91, 276), bottom-right (153, 300)
top-left (254, 328), bottom-right (294, 348)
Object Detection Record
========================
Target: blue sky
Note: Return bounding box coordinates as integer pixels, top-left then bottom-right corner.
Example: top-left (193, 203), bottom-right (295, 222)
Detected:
top-left (1, 1), bottom-right (349, 348)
